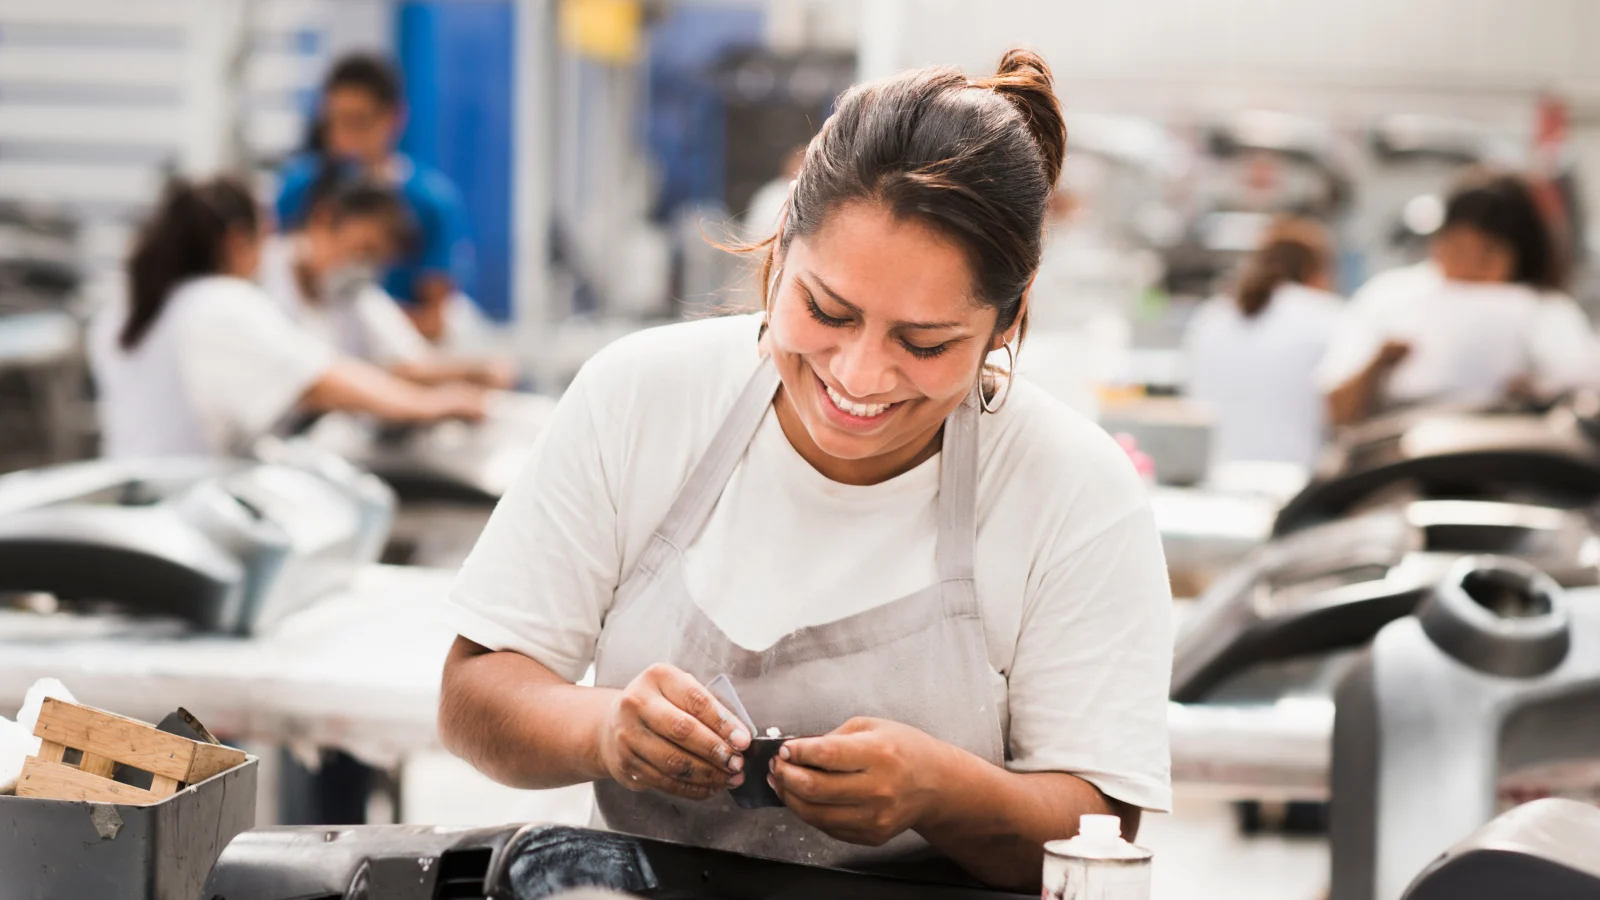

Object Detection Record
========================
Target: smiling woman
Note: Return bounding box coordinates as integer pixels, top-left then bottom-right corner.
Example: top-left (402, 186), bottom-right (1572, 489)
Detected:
top-left (438, 49), bottom-right (1173, 893)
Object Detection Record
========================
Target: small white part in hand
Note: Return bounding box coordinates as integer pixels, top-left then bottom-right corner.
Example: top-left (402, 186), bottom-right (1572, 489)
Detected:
top-left (766, 727), bottom-right (782, 739)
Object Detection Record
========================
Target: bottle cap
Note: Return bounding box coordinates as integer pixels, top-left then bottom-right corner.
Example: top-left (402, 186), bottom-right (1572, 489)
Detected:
top-left (1079, 814), bottom-right (1122, 842)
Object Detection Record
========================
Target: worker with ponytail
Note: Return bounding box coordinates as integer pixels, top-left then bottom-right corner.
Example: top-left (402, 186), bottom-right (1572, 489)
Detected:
top-left (90, 174), bottom-right (486, 459)
top-left (1184, 216), bottom-right (1342, 468)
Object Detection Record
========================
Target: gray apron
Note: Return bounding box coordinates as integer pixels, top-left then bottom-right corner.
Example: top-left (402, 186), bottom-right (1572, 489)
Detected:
top-left (593, 356), bottom-right (1004, 872)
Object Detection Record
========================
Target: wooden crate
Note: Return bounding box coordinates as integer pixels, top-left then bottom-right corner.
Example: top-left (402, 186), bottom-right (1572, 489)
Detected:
top-left (15, 698), bottom-right (247, 805)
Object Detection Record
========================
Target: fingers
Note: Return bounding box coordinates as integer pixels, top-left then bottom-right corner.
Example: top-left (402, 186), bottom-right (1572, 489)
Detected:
top-left (652, 665), bottom-right (752, 750)
top-left (779, 732), bottom-right (872, 773)
top-left (629, 728), bottom-right (741, 791)
top-left (778, 787), bottom-right (895, 847)
top-left (633, 690), bottom-right (744, 773)
top-left (617, 744), bottom-right (735, 802)
top-left (770, 757), bottom-right (874, 805)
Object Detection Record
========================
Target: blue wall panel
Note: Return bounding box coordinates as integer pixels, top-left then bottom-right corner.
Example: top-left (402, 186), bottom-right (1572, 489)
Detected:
top-left (397, 1), bottom-right (515, 321)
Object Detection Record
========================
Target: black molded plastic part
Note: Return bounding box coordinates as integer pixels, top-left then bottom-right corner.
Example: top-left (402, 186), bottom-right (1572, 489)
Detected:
top-left (728, 737), bottom-right (789, 809)
top-left (0, 540), bottom-right (232, 631)
top-left (1171, 585), bottom-right (1424, 703)
top-left (1401, 850), bottom-right (1600, 900)
top-left (1275, 451), bottom-right (1600, 536)
top-left (204, 823), bottom-right (1035, 900)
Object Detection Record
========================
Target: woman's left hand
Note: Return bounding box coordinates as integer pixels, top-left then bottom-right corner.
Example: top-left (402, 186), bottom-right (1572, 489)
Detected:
top-left (768, 717), bottom-right (949, 847)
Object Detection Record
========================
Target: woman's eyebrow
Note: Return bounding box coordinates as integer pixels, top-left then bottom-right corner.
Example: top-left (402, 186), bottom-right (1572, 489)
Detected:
top-left (807, 272), bottom-right (969, 331)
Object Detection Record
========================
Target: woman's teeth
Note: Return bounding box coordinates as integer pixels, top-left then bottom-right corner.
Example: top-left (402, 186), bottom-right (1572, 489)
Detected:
top-left (825, 383), bottom-right (892, 418)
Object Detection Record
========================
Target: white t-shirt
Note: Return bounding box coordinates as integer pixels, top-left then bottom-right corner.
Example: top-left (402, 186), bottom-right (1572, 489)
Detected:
top-left (446, 314), bottom-right (1174, 812)
top-left (89, 275), bottom-right (335, 458)
top-left (258, 235), bottom-right (429, 366)
top-left (1316, 262), bottom-right (1600, 407)
top-left (1183, 283), bottom-right (1343, 467)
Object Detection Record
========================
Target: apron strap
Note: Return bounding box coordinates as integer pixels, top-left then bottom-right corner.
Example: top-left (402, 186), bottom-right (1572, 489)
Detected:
top-left (654, 354), bottom-right (981, 586)
top-left (934, 388), bottom-right (980, 585)
top-left (655, 355), bottom-right (783, 549)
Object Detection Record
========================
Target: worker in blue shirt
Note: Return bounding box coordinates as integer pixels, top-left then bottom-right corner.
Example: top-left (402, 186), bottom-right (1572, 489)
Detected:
top-left (277, 53), bottom-right (473, 342)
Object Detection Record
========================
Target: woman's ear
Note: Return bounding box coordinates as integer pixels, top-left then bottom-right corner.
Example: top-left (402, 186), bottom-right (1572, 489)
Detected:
top-left (992, 281), bottom-right (1034, 350)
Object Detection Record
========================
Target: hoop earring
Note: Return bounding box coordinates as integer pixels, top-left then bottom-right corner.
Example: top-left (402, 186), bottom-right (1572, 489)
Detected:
top-left (981, 342), bottom-right (1015, 414)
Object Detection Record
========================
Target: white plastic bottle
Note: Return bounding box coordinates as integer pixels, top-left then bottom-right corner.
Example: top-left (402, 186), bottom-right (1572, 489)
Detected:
top-left (1042, 814), bottom-right (1153, 900)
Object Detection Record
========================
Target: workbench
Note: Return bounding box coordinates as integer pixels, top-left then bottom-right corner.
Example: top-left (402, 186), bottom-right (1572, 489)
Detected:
top-left (0, 563), bottom-right (1331, 809)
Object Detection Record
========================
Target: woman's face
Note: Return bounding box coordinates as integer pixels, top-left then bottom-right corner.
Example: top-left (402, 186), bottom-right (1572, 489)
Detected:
top-left (766, 201), bottom-right (1009, 483)
top-left (1432, 224), bottom-right (1515, 284)
top-left (324, 87), bottom-right (398, 167)
top-left (222, 224), bottom-right (265, 280)
top-left (305, 212), bottom-right (394, 277)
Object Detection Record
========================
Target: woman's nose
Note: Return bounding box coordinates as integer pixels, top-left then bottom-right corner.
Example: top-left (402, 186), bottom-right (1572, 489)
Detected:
top-left (829, 337), bottom-right (895, 398)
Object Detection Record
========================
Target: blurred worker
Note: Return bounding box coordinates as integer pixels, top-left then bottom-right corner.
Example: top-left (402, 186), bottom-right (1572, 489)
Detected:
top-left (1320, 172), bottom-right (1599, 426)
top-left (90, 176), bottom-right (485, 460)
top-left (1183, 216), bottom-right (1342, 467)
top-left (742, 144), bottom-right (807, 240)
top-left (276, 53), bottom-right (473, 342)
top-left (259, 175), bottom-right (514, 389)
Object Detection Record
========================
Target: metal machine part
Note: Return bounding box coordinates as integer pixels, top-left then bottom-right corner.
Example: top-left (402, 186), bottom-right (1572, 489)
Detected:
top-left (1400, 798), bottom-right (1600, 900)
top-left (0, 452), bottom-right (394, 634)
top-left (1276, 400), bottom-right (1600, 535)
top-left (1329, 559), bottom-right (1600, 900)
top-left (307, 391), bottom-right (555, 504)
top-left (1172, 499), bottom-right (1600, 703)
top-left (202, 823), bottom-right (1034, 900)
top-left (0, 200), bottom-right (81, 311)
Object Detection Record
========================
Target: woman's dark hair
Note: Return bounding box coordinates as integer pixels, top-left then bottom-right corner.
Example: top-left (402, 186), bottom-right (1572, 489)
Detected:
top-left (323, 52), bottom-right (403, 109)
top-left (123, 176), bottom-right (259, 350)
top-left (303, 53), bottom-right (403, 153)
top-left (1235, 217), bottom-right (1332, 318)
top-left (303, 168), bottom-right (416, 252)
top-left (1440, 172), bottom-right (1564, 290)
top-left (751, 48), bottom-right (1067, 344)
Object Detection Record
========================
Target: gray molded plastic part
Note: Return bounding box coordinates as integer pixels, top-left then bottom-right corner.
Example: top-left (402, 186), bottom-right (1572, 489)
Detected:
top-left (1329, 560), bottom-right (1600, 900)
top-left (1401, 798), bottom-right (1600, 899)
top-left (0, 756), bottom-right (256, 900)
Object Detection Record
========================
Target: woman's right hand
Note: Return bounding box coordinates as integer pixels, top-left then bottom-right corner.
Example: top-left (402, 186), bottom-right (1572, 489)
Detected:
top-left (598, 664), bottom-right (752, 801)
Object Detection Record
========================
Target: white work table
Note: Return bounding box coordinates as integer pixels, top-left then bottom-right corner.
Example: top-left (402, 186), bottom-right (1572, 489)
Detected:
top-left (0, 564), bottom-right (1329, 800)
top-left (0, 565), bottom-right (457, 769)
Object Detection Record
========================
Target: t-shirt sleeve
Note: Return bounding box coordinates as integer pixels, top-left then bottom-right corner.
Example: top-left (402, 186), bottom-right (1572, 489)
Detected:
top-left (444, 364), bottom-right (619, 681)
top-left (354, 286), bottom-right (430, 364)
top-left (1314, 305), bottom-right (1384, 393)
top-left (1528, 294), bottom-right (1600, 389)
top-left (1006, 504), bottom-right (1174, 813)
top-left (178, 284), bottom-right (335, 452)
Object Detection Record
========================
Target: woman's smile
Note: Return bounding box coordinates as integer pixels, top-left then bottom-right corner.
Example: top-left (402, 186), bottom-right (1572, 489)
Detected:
top-left (813, 367), bottom-right (903, 430)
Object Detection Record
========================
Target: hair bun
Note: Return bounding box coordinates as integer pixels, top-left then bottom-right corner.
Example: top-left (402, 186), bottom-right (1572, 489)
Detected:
top-left (983, 48), bottom-right (1066, 187)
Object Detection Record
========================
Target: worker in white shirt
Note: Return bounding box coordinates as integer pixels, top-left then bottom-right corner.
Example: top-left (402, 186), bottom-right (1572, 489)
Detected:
top-left (259, 176), bottom-right (513, 389)
top-left (89, 175), bottom-right (485, 460)
top-left (437, 51), bottom-right (1171, 892)
top-left (1321, 172), bottom-right (1599, 425)
top-left (1184, 216), bottom-right (1343, 468)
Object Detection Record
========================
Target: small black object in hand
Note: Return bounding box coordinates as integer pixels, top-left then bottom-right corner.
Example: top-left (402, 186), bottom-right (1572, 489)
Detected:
top-left (728, 736), bottom-right (792, 809)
